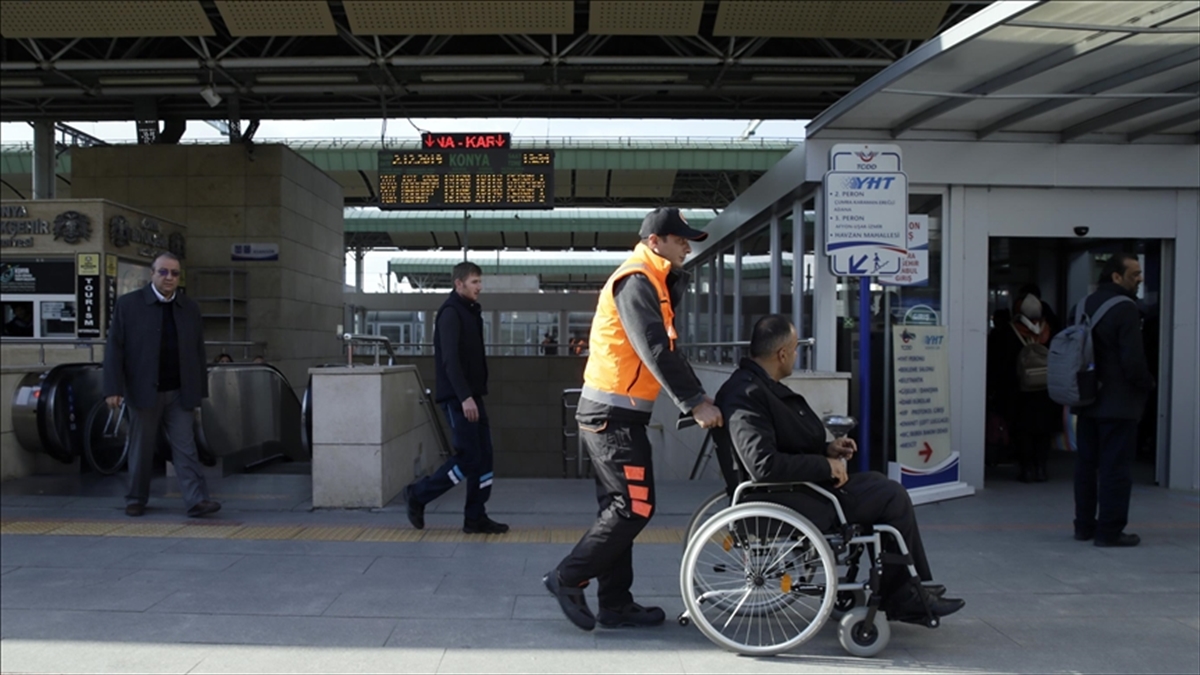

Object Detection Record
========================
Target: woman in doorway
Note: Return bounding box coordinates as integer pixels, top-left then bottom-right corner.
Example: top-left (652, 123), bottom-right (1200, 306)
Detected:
top-left (987, 286), bottom-right (1061, 482)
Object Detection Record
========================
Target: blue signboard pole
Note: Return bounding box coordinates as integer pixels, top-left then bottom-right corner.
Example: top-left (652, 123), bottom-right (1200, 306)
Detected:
top-left (858, 276), bottom-right (871, 473)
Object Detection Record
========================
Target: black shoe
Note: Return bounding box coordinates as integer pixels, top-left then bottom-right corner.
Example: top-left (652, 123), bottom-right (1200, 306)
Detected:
top-left (125, 503), bottom-right (145, 517)
top-left (1094, 532), bottom-right (1140, 548)
top-left (402, 485), bottom-right (424, 530)
top-left (186, 500), bottom-right (221, 518)
top-left (543, 571), bottom-right (595, 631)
top-left (464, 515), bottom-right (509, 534)
top-left (885, 583), bottom-right (964, 622)
top-left (597, 602), bottom-right (666, 628)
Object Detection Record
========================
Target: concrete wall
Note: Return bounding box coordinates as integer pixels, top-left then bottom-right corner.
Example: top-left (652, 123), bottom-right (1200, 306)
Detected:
top-left (70, 144), bottom-right (345, 394)
top-left (394, 355), bottom-right (586, 478)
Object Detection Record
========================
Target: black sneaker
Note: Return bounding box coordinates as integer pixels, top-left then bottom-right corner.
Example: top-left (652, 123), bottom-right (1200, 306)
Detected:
top-left (402, 485), bottom-right (424, 530)
top-left (463, 515), bottom-right (509, 534)
top-left (186, 500), bottom-right (221, 518)
top-left (1094, 532), bottom-right (1140, 547)
top-left (884, 582), bottom-right (964, 622)
top-left (597, 602), bottom-right (666, 628)
top-left (543, 571), bottom-right (595, 631)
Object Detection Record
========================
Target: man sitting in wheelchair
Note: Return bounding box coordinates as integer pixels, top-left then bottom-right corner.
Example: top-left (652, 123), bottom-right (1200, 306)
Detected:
top-left (712, 314), bottom-right (965, 623)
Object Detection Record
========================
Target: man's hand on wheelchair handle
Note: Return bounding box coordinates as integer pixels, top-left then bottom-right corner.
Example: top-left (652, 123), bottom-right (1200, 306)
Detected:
top-left (690, 400), bottom-right (724, 429)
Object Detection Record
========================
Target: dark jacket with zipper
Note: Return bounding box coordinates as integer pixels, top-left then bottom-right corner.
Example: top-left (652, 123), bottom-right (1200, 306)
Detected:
top-left (576, 270), bottom-right (706, 426)
top-left (103, 284), bottom-right (208, 410)
top-left (434, 290), bottom-right (488, 405)
top-left (1072, 282), bottom-right (1155, 421)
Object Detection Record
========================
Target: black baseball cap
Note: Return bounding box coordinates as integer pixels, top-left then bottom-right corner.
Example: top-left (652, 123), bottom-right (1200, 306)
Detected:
top-left (639, 207), bottom-right (708, 242)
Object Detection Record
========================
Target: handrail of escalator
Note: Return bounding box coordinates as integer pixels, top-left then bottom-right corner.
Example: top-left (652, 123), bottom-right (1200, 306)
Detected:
top-left (2, 338), bottom-right (266, 366)
top-left (342, 333), bottom-right (395, 367)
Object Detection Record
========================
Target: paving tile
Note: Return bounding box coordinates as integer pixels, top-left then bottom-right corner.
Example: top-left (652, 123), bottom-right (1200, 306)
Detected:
top-left (0, 639), bottom-right (209, 674)
top-left (434, 571), bottom-right (547, 597)
top-left (984, 616), bottom-right (1200, 674)
top-left (125, 552), bottom-right (244, 572)
top-left (364, 554), bottom-right (524, 579)
top-left (1, 582), bottom-right (174, 612)
top-left (323, 589), bottom-right (516, 620)
top-left (0, 566), bottom-right (137, 588)
top-left (386, 618), bottom-right (596, 651)
top-left (222, 553), bottom-right (377, 576)
top-left (148, 587), bottom-right (342, 616)
top-left (0, 566), bottom-right (15, 575)
top-left (435, 648), bottom-right (687, 674)
top-left (958, 591), bottom-right (1200, 620)
top-left (189, 645), bottom-right (444, 674)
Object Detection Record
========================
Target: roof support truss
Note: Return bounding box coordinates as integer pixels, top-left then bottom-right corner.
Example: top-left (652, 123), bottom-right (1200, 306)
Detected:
top-left (1060, 81), bottom-right (1200, 141)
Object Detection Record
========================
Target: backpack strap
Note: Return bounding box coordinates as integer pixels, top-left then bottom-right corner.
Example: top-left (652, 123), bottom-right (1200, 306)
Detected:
top-left (1087, 295), bottom-right (1135, 328)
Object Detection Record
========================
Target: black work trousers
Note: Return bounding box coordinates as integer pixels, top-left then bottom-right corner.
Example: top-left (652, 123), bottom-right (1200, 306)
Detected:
top-left (556, 418), bottom-right (655, 610)
top-left (1074, 416), bottom-right (1137, 541)
top-left (758, 471), bottom-right (932, 599)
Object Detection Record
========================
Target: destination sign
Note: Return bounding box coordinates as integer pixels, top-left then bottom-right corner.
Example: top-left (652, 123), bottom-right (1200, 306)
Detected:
top-left (377, 149), bottom-right (554, 210)
top-left (420, 132), bottom-right (511, 149)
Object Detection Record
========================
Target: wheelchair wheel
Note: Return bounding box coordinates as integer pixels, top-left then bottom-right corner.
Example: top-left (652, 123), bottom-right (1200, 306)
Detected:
top-left (680, 503), bottom-right (837, 656)
top-left (82, 400), bottom-right (129, 476)
top-left (838, 607), bottom-right (890, 657)
top-left (683, 489), bottom-right (729, 553)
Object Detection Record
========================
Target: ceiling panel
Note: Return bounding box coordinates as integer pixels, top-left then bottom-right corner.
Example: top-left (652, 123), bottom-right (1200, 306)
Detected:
top-left (589, 0), bottom-right (703, 36)
top-left (344, 0), bottom-right (573, 36)
top-left (608, 170), bottom-right (676, 198)
top-left (573, 170), bottom-right (609, 198)
top-left (215, 0), bottom-right (336, 36)
top-left (0, 0), bottom-right (214, 38)
top-left (713, 0), bottom-right (950, 39)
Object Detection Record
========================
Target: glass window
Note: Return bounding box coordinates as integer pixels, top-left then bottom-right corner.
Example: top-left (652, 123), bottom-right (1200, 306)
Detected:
top-left (40, 300), bottom-right (77, 337)
top-left (2, 301), bottom-right (35, 337)
top-left (739, 225), bottom-right (772, 353)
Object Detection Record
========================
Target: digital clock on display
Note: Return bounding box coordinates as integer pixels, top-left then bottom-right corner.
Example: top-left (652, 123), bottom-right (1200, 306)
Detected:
top-left (378, 147), bottom-right (554, 210)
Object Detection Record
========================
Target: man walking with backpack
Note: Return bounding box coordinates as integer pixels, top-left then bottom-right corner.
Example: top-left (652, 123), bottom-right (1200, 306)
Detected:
top-left (1061, 253), bottom-right (1155, 547)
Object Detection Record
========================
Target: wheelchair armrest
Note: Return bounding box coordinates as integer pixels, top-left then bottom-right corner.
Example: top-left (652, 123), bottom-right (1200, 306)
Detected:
top-left (731, 480), bottom-right (849, 527)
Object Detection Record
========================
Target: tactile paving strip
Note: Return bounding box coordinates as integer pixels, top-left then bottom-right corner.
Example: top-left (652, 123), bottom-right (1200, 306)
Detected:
top-left (0, 519), bottom-right (690, 543)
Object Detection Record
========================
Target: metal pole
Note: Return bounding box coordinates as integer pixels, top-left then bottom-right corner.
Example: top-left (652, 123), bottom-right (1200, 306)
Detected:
top-left (732, 237), bottom-right (743, 363)
top-left (32, 120), bottom-right (56, 199)
top-left (792, 199), bottom-right (806, 366)
top-left (463, 210), bottom-right (469, 260)
top-left (883, 289), bottom-right (892, 468)
top-left (769, 214), bottom-right (781, 314)
top-left (355, 247), bottom-right (365, 293)
top-left (858, 277), bottom-right (871, 473)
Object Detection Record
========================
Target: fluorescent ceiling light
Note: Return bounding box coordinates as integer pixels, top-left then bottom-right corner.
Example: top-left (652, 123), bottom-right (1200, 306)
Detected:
top-left (583, 73), bottom-right (689, 83)
top-left (0, 78), bottom-right (41, 87)
top-left (420, 72), bottom-right (525, 83)
top-left (98, 76), bottom-right (198, 86)
top-left (255, 73), bottom-right (359, 84)
top-left (749, 74), bottom-right (857, 84)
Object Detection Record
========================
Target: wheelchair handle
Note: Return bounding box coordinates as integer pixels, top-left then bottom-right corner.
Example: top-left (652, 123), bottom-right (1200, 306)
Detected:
top-left (677, 416), bottom-right (697, 430)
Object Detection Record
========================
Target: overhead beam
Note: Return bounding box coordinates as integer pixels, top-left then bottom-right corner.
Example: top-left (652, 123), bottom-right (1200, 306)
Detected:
top-left (1060, 82), bottom-right (1200, 142)
top-left (890, 2), bottom-right (1200, 137)
top-left (976, 46), bottom-right (1200, 138)
top-left (1126, 109), bottom-right (1200, 142)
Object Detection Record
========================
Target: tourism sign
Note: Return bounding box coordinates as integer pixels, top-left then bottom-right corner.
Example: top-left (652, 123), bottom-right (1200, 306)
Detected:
top-left (824, 144), bottom-right (908, 277)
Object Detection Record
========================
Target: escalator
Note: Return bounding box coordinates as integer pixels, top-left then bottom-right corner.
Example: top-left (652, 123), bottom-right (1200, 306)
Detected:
top-left (12, 362), bottom-right (310, 473)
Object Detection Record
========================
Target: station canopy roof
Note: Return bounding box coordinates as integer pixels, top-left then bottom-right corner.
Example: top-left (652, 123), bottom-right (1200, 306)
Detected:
top-left (805, 0), bottom-right (1200, 143)
top-left (0, 0), bottom-right (989, 121)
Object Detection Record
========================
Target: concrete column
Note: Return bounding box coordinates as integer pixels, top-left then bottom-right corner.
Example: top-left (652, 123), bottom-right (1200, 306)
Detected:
top-left (769, 213), bottom-right (781, 314)
top-left (32, 121), bottom-right (56, 200)
top-left (812, 190), bottom-right (838, 371)
top-left (732, 237), bottom-right (743, 363)
top-left (792, 198), bottom-right (806, 341)
top-left (557, 310), bottom-right (568, 350)
top-left (355, 247), bottom-right (365, 293)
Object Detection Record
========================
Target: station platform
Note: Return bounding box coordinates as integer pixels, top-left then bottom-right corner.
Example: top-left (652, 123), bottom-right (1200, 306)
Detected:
top-left (1, 458), bottom-right (1197, 674)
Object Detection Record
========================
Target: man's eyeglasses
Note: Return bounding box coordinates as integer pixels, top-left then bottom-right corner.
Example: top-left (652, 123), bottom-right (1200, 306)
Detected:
top-left (156, 268), bottom-right (181, 278)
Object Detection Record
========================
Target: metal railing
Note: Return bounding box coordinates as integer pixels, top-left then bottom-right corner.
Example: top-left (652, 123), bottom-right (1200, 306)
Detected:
top-left (1, 338), bottom-right (266, 366)
top-left (343, 333), bottom-right (396, 366)
top-left (680, 338), bottom-right (816, 369)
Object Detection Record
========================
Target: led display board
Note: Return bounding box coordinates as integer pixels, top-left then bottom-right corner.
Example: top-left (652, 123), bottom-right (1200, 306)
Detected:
top-left (378, 147), bottom-right (554, 210)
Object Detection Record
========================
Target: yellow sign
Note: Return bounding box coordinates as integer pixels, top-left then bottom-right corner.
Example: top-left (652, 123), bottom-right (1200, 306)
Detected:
top-left (105, 254), bottom-right (117, 276)
top-left (77, 253), bottom-right (101, 276)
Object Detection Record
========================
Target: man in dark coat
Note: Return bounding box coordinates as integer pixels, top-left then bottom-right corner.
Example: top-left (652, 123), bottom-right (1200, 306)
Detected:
top-left (402, 262), bottom-right (508, 535)
top-left (1072, 253), bottom-right (1155, 547)
top-left (103, 253), bottom-right (219, 518)
top-left (713, 314), bottom-right (964, 622)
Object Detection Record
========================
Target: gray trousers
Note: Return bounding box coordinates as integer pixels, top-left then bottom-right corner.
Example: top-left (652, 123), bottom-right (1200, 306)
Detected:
top-left (126, 390), bottom-right (210, 509)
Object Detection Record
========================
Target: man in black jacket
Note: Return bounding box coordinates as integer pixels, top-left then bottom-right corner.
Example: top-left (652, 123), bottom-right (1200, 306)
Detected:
top-left (1073, 253), bottom-right (1155, 548)
top-left (103, 253), bottom-right (219, 518)
top-left (402, 262), bottom-right (508, 535)
top-left (713, 315), bottom-right (964, 622)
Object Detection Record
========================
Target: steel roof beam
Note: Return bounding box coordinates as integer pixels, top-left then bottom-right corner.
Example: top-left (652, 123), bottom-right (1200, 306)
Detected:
top-left (1125, 109), bottom-right (1200, 142)
top-left (977, 45), bottom-right (1200, 138)
top-left (1060, 81), bottom-right (1200, 141)
top-left (890, 3), bottom-right (1200, 137)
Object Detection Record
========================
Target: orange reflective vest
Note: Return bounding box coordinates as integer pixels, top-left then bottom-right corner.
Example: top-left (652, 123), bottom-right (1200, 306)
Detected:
top-left (582, 243), bottom-right (676, 413)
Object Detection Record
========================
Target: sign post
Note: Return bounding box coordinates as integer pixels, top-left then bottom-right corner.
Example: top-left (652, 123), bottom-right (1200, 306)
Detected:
top-left (824, 144), bottom-right (908, 474)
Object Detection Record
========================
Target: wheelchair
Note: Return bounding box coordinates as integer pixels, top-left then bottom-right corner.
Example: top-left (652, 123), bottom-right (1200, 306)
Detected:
top-left (677, 430), bottom-right (942, 657)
